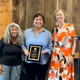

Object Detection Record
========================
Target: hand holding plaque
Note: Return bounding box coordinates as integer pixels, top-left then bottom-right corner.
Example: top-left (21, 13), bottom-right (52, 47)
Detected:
top-left (27, 44), bottom-right (42, 62)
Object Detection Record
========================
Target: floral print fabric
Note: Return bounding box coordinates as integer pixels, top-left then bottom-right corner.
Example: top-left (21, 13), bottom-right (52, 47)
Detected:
top-left (48, 23), bottom-right (76, 80)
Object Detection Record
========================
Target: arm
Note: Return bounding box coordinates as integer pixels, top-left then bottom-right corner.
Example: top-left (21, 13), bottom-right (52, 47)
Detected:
top-left (41, 32), bottom-right (53, 55)
top-left (67, 38), bottom-right (76, 67)
top-left (67, 24), bottom-right (77, 67)
top-left (22, 31), bottom-right (29, 56)
top-left (71, 38), bottom-right (76, 55)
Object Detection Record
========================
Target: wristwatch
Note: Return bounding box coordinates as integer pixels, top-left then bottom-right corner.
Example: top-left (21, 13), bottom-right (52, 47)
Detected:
top-left (70, 54), bottom-right (75, 57)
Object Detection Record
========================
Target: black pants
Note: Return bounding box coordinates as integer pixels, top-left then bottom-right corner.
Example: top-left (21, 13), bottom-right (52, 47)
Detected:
top-left (24, 62), bottom-right (49, 80)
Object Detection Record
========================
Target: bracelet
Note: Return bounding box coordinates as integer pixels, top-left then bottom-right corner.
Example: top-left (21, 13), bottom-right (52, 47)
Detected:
top-left (70, 54), bottom-right (75, 57)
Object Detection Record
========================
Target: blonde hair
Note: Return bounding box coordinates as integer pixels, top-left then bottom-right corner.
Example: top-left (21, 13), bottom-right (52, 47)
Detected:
top-left (3, 22), bottom-right (23, 46)
top-left (54, 9), bottom-right (67, 17)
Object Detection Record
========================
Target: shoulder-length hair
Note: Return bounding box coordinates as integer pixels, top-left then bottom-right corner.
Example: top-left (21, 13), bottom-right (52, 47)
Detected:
top-left (3, 22), bottom-right (23, 46)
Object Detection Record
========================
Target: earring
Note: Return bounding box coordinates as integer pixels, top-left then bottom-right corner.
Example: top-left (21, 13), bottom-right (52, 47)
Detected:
top-left (33, 23), bottom-right (35, 25)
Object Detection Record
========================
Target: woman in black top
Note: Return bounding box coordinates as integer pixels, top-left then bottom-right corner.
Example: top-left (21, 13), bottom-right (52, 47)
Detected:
top-left (0, 23), bottom-right (23, 80)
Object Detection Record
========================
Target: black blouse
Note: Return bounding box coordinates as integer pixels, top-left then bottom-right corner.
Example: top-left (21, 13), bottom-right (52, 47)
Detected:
top-left (0, 38), bottom-right (22, 66)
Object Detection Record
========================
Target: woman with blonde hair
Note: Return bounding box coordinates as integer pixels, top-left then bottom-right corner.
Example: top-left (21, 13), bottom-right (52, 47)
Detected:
top-left (48, 9), bottom-right (77, 80)
top-left (0, 22), bottom-right (23, 80)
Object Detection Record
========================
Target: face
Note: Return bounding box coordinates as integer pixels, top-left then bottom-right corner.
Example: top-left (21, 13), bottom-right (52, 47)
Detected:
top-left (33, 16), bottom-right (44, 28)
top-left (56, 10), bottom-right (65, 23)
top-left (11, 26), bottom-right (18, 38)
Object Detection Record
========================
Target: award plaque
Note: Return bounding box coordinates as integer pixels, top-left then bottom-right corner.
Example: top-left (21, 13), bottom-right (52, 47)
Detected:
top-left (27, 44), bottom-right (42, 62)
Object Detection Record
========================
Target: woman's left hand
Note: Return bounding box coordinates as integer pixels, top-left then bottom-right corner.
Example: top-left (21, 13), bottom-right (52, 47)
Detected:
top-left (67, 56), bottom-right (73, 67)
top-left (41, 50), bottom-right (47, 55)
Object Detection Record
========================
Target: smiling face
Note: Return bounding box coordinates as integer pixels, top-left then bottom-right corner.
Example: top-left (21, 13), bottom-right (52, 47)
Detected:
top-left (33, 16), bottom-right (44, 28)
top-left (56, 10), bottom-right (65, 23)
top-left (11, 26), bottom-right (18, 38)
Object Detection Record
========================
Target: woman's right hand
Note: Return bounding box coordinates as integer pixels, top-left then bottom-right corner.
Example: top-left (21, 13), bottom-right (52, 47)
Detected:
top-left (24, 49), bottom-right (29, 56)
top-left (0, 64), bottom-right (4, 75)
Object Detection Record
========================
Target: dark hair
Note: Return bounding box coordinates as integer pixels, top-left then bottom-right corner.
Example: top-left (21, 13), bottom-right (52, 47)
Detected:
top-left (33, 13), bottom-right (45, 24)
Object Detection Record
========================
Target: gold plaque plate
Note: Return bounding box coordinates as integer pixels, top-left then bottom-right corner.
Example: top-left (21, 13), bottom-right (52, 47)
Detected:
top-left (27, 44), bottom-right (42, 62)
